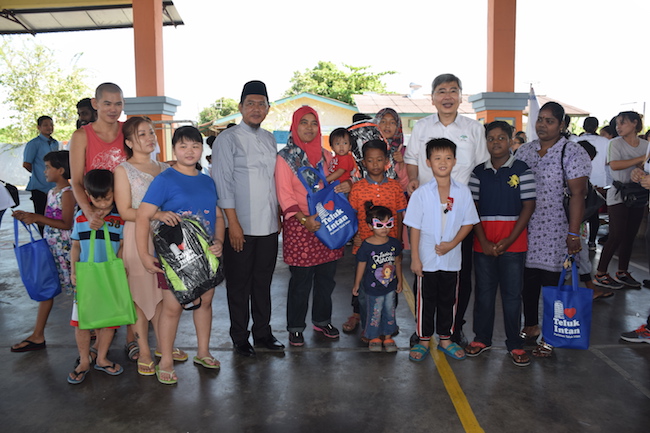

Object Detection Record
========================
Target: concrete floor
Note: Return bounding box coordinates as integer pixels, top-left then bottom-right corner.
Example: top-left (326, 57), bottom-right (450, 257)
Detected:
top-left (1, 191), bottom-right (650, 433)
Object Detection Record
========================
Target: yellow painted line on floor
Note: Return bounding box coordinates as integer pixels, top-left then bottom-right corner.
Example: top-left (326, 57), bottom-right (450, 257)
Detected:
top-left (402, 280), bottom-right (485, 433)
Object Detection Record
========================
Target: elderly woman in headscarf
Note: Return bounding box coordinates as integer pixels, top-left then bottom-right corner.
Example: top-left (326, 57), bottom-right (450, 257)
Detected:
top-left (275, 106), bottom-right (344, 348)
top-left (374, 107), bottom-right (409, 191)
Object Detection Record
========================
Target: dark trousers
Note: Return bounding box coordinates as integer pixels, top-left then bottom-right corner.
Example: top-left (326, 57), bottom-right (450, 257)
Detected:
top-left (287, 260), bottom-right (338, 332)
top-left (223, 231), bottom-right (278, 345)
top-left (522, 267), bottom-right (561, 327)
top-left (30, 190), bottom-right (47, 235)
top-left (587, 210), bottom-right (600, 244)
top-left (415, 271), bottom-right (458, 340)
top-left (452, 231), bottom-right (474, 338)
top-left (597, 204), bottom-right (644, 274)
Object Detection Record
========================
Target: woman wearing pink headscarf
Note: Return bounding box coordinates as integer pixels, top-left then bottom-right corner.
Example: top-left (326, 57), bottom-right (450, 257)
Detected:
top-left (374, 107), bottom-right (409, 191)
top-left (276, 106), bottom-right (344, 347)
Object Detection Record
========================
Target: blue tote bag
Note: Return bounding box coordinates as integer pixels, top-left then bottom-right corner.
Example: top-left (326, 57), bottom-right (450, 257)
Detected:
top-left (297, 165), bottom-right (358, 250)
top-left (13, 218), bottom-right (61, 301)
top-left (542, 258), bottom-right (592, 349)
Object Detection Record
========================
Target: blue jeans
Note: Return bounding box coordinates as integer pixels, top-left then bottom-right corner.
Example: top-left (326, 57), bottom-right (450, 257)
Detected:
top-left (287, 260), bottom-right (338, 333)
top-left (362, 290), bottom-right (397, 340)
top-left (473, 251), bottom-right (526, 351)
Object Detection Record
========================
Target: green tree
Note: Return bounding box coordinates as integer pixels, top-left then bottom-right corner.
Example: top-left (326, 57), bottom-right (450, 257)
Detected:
top-left (284, 61), bottom-right (396, 105)
top-left (0, 38), bottom-right (90, 145)
top-left (199, 97), bottom-right (239, 125)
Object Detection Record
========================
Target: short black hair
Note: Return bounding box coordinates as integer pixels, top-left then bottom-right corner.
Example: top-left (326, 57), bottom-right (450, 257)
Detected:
top-left (362, 139), bottom-right (388, 157)
top-left (353, 113), bottom-right (372, 123)
top-left (583, 116), bottom-right (599, 134)
top-left (76, 98), bottom-right (94, 111)
top-left (329, 128), bottom-right (351, 147)
top-left (363, 201), bottom-right (393, 224)
top-left (43, 150), bottom-right (70, 180)
top-left (577, 140), bottom-right (597, 160)
top-left (485, 120), bottom-right (513, 138)
top-left (426, 138), bottom-right (456, 159)
top-left (172, 126), bottom-right (203, 146)
top-left (37, 116), bottom-right (52, 126)
top-left (84, 169), bottom-right (114, 198)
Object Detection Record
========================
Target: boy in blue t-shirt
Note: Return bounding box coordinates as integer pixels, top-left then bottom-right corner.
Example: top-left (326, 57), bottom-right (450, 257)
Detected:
top-left (68, 169), bottom-right (124, 384)
top-left (404, 138), bottom-right (479, 362)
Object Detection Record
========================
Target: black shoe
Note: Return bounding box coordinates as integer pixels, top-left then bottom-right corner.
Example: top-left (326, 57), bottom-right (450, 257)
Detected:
top-left (289, 332), bottom-right (304, 347)
top-left (234, 341), bottom-right (256, 357)
top-left (410, 332), bottom-right (419, 348)
top-left (313, 323), bottom-right (340, 338)
top-left (643, 280), bottom-right (650, 289)
top-left (598, 235), bottom-right (608, 245)
top-left (254, 335), bottom-right (285, 351)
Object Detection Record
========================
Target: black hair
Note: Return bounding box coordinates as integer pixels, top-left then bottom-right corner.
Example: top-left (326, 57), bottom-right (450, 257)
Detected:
top-left (329, 127), bottom-right (352, 148)
top-left (577, 140), bottom-right (597, 160)
top-left (172, 126), bottom-right (203, 170)
top-left (583, 116), bottom-right (599, 134)
top-left (353, 113), bottom-right (372, 123)
top-left (363, 201), bottom-right (393, 225)
top-left (206, 136), bottom-right (216, 148)
top-left (84, 169), bottom-right (113, 198)
top-left (43, 150), bottom-right (70, 180)
top-left (617, 111), bottom-right (644, 133)
top-left (362, 139), bottom-right (388, 157)
top-left (485, 120), bottom-right (513, 138)
top-left (37, 116), bottom-right (52, 126)
top-left (226, 123), bottom-right (237, 129)
top-left (426, 138), bottom-right (457, 159)
top-left (539, 101), bottom-right (565, 124)
top-left (95, 82), bottom-right (123, 99)
top-left (76, 98), bottom-right (94, 111)
top-left (600, 125), bottom-right (615, 137)
top-left (432, 73), bottom-right (462, 93)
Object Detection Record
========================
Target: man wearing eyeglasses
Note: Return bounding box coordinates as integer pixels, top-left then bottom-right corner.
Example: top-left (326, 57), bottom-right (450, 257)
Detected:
top-left (212, 80), bottom-right (284, 357)
top-left (404, 73), bottom-right (488, 347)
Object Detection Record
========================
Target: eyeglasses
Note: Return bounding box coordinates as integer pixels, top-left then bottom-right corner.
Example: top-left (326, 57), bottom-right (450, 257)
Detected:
top-left (372, 217), bottom-right (394, 229)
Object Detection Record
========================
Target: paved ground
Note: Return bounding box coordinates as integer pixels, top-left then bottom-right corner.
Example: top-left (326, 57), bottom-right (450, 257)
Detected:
top-left (1, 191), bottom-right (649, 433)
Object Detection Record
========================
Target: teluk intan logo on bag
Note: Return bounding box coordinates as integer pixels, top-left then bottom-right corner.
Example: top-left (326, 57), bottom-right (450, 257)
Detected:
top-left (315, 201), bottom-right (350, 235)
top-left (553, 300), bottom-right (581, 338)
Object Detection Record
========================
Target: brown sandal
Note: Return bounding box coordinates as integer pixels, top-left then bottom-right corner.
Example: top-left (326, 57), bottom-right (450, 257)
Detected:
top-left (342, 315), bottom-right (360, 333)
top-left (532, 341), bottom-right (553, 357)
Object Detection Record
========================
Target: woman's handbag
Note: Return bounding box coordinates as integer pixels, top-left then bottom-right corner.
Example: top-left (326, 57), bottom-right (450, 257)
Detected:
top-left (560, 143), bottom-right (606, 221)
top-left (542, 257), bottom-right (592, 349)
top-left (612, 180), bottom-right (649, 208)
top-left (1, 179), bottom-right (19, 207)
top-left (297, 166), bottom-right (358, 250)
top-left (76, 224), bottom-right (137, 330)
top-left (152, 215), bottom-right (224, 310)
top-left (13, 218), bottom-right (61, 301)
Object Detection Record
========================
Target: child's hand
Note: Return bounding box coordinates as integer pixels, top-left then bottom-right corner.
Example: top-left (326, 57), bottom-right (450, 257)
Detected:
top-left (396, 281), bottom-right (403, 293)
top-left (435, 242), bottom-right (453, 256)
top-left (140, 254), bottom-right (164, 274)
top-left (352, 285), bottom-right (359, 296)
top-left (333, 180), bottom-right (352, 194)
top-left (19, 212), bottom-right (40, 225)
top-left (71, 271), bottom-right (76, 286)
top-left (209, 239), bottom-right (223, 257)
top-left (353, 233), bottom-right (362, 247)
top-left (411, 257), bottom-right (423, 277)
top-left (154, 211), bottom-right (182, 227)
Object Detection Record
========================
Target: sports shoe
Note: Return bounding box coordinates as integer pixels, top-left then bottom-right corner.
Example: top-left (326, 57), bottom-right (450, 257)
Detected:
top-left (313, 323), bottom-right (340, 338)
top-left (289, 332), bottom-right (304, 347)
top-left (509, 349), bottom-right (531, 366)
top-left (593, 273), bottom-right (624, 290)
top-left (620, 324), bottom-right (650, 343)
top-left (613, 271), bottom-right (642, 288)
top-left (588, 242), bottom-right (597, 251)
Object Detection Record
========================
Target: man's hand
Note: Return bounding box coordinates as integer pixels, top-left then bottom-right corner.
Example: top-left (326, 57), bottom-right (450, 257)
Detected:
top-left (228, 222), bottom-right (246, 252)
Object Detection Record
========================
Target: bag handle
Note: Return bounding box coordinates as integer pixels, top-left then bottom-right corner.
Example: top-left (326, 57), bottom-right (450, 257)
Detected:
top-left (557, 255), bottom-right (579, 290)
top-left (88, 223), bottom-right (117, 264)
top-left (296, 164), bottom-right (331, 195)
top-left (14, 217), bottom-right (40, 246)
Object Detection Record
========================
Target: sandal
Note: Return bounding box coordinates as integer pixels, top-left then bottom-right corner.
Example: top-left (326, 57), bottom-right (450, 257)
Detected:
top-left (437, 342), bottom-right (466, 360)
top-left (137, 361), bottom-right (156, 376)
top-left (154, 347), bottom-right (189, 362)
top-left (409, 343), bottom-right (430, 362)
top-left (124, 341), bottom-right (139, 362)
top-left (193, 356), bottom-right (220, 369)
top-left (509, 349), bottom-right (531, 367)
top-left (342, 315), bottom-right (360, 333)
top-left (383, 338), bottom-right (398, 353)
top-left (368, 338), bottom-right (383, 352)
top-left (155, 365), bottom-right (177, 385)
top-left (67, 367), bottom-right (90, 385)
top-left (532, 341), bottom-right (553, 358)
top-left (519, 326), bottom-right (541, 345)
top-left (465, 341), bottom-right (491, 357)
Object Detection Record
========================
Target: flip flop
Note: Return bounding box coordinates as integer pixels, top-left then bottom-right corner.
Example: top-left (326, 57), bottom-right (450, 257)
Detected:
top-left (593, 291), bottom-right (614, 300)
top-left (137, 361), bottom-right (156, 376)
top-left (10, 339), bottom-right (46, 353)
top-left (155, 365), bottom-right (177, 385)
top-left (154, 347), bottom-right (189, 362)
top-left (409, 343), bottom-right (430, 362)
top-left (193, 356), bottom-right (220, 369)
top-left (94, 363), bottom-right (124, 376)
top-left (124, 341), bottom-right (139, 362)
top-left (437, 342), bottom-right (466, 360)
top-left (67, 368), bottom-right (90, 384)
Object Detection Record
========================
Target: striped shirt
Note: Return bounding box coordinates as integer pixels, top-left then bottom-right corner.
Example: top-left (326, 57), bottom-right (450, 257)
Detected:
top-left (469, 156), bottom-right (536, 253)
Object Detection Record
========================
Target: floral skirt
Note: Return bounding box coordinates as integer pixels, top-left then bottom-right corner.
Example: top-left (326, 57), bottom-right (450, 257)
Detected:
top-left (282, 216), bottom-right (343, 267)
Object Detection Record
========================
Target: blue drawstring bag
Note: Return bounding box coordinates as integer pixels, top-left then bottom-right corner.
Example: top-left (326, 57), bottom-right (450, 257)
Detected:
top-left (13, 218), bottom-right (61, 301)
top-left (297, 165), bottom-right (358, 250)
top-left (542, 258), bottom-right (592, 349)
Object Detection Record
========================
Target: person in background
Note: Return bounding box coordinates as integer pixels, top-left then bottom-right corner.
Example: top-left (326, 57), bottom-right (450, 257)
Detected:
top-left (76, 98), bottom-right (97, 129)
